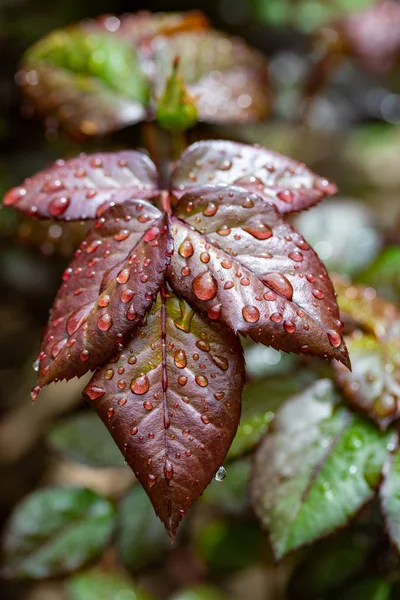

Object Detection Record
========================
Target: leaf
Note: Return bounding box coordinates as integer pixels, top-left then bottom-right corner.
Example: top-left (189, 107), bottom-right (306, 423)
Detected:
top-left (4, 151), bottom-right (158, 220)
top-left (2, 487), bottom-right (116, 579)
top-left (20, 28), bottom-right (149, 137)
top-left (47, 411), bottom-right (125, 468)
top-left (334, 332), bottom-right (400, 429)
top-left (84, 291), bottom-right (245, 538)
top-left (171, 140), bottom-right (337, 215)
top-left (168, 186), bottom-right (349, 366)
top-left (116, 485), bottom-right (170, 571)
top-left (66, 569), bottom-right (152, 600)
top-left (295, 198), bottom-right (381, 276)
top-left (380, 450), bottom-right (400, 552)
top-left (358, 246), bottom-right (400, 303)
top-left (151, 30), bottom-right (270, 124)
top-left (35, 202), bottom-right (172, 388)
top-left (228, 372), bottom-right (316, 460)
top-left (251, 379), bottom-right (394, 559)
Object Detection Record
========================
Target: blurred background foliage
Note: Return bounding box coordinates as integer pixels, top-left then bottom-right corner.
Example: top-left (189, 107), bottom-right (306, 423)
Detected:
top-left (1, 0), bottom-right (400, 599)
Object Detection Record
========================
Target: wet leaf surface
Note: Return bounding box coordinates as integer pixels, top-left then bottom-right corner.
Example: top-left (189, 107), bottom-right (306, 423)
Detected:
top-left (380, 451), bottom-right (400, 552)
top-left (168, 186), bottom-right (348, 365)
top-left (116, 485), bottom-right (170, 571)
top-left (4, 151), bottom-right (159, 220)
top-left (2, 487), bottom-right (116, 579)
top-left (334, 332), bottom-right (400, 429)
top-left (251, 379), bottom-right (394, 559)
top-left (36, 203), bottom-right (172, 387)
top-left (66, 569), bottom-right (152, 600)
top-left (84, 291), bottom-right (245, 537)
top-left (171, 140), bottom-right (336, 215)
top-left (47, 411), bottom-right (124, 468)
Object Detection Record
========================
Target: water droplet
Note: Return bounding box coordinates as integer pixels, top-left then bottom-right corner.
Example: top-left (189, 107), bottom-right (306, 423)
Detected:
top-left (117, 268), bottom-right (130, 284)
top-left (174, 349), bottom-right (187, 369)
top-left (131, 374), bottom-right (150, 395)
top-left (148, 474), bottom-right (156, 488)
top-left (32, 358), bottom-right (39, 372)
top-left (270, 312), bottom-right (283, 323)
top-left (86, 385), bottom-right (105, 400)
top-left (178, 375), bottom-right (188, 386)
top-left (215, 466), bottom-right (227, 481)
top-left (277, 190), bottom-right (294, 203)
top-left (242, 197), bottom-right (254, 208)
top-left (97, 314), bottom-right (112, 331)
top-left (143, 226), bottom-right (160, 242)
top-left (49, 196), bottom-right (70, 216)
top-left (80, 349), bottom-right (89, 361)
top-left (201, 414), bottom-right (210, 424)
top-left (221, 259), bottom-right (232, 269)
top-left (192, 272), bottom-right (218, 301)
top-left (283, 320), bottom-right (296, 334)
top-left (262, 273), bottom-right (293, 300)
top-left (31, 385), bottom-right (41, 402)
top-left (120, 289), bottom-right (135, 303)
top-left (114, 229), bottom-right (130, 241)
top-left (203, 202), bottom-right (218, 216)
top-left (200, 252), bottom-right (210, 263)
top-left (164, 460), bottom-right (174, 480)
top-left (212, 355), bottom-right (229, 371)
top-left (195, 375), bottom-right (208, 387)
top-left (243, 223), bottom-right (273, 240)
top-left (312, 289), bottom-right (325, 300)
top-left (143, 400), bottom-right (153, 410)
top-left (242, 305), bottom-right (260, 323)
top-left (98, 295), bottom-right (110, 308)
top-left (179, 239), bottom-right (194, 258)
top-left (327, 330), bottom-right (341, 348)
top-left (208, 303), bottom-right (222, 320)
top-left (289, 251), bottom-right (304, 262)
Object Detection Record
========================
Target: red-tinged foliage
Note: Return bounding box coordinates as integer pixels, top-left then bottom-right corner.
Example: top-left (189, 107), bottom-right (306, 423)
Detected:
top-left (85, 291), bottom-right (245, 538)
top-left (171, 140), bottom-right (336, 215)
top-left (4, 151), bottom-right (159, 221)
top-left (4, 140), bottom-right (349, 534)
top-left (37, 202), bottom-right (172, 387)
top-left (168, 186), bottom-right (349, 366)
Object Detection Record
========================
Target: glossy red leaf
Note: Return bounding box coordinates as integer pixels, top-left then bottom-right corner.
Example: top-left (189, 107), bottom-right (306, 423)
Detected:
top-left (84, 290), bottom-right (245, 537)
top-left (4, 151), bottom-right (159, 220)
top-left (171, 140), bottom-right (336, 215)
top-left (167, 186), bottom-right (349, 366)
top-left (36, 201), bottom-right (172, 388)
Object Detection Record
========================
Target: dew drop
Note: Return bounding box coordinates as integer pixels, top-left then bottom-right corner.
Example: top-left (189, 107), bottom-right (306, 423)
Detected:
top-left (312, 289), bottom-right (325, 300)
top-left (86, 385), bottom-right (105, 400)
top-left (262, 273), bottom-right (293, 300)
top-left (179, 239), bottom-right (194, 258)
top-left (201, 414), bottom-right (210, 424)
top-left (283, 320), bottom-right (296, 334)
top-left (270, 312), bottom-right (283, 323)
top-left (215, 466), bottom-right (227, 481)
top-left (289, 251), bottom-right (304, 262)
top-left (327, 330), bottom-right (341, 348)
top-left (97, 314), bottom-right (112, 331)
top-left (243, 224), bottom-right (272, 240)
top-left (120, 289), bottom-right (135, 303)
top-left (49, 196), bottom-right (70, 216)
top-left (174, 349), bottom-right (187, 369)
top-left (203, 202), bottom-right (218, 216)
top-left (131, 374), bottom-right (150, 395)
top-left (195, 375), bottom-right (208, 387)
top-left (277, 190), bottom-right (294, 203)
top-left (200, 252), bottom-right (210, 263)
top-left (242, 305), bottom-right (260, 323)
top-left (192, 272), bottom-right (218, 300)
top-left (164, 460), bottom-right (174, 481)
top-left (148, 474), bottom-right (156, 488)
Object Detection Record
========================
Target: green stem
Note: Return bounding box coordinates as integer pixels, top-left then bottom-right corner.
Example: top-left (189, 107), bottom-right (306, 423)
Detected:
top-left (172, 130), bottom-right (188, 160)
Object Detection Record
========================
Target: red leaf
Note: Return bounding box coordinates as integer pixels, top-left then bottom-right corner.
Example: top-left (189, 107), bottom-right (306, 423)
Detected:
top-left (84, 290), bottom-right (245, 537)
top-left (171, 140), bottom-right (336, 215)
top-left (37, 201), bottom-right (172, 387)
top-left (4, 151), bottom-right (158, 220)
top-left (167, 186), bottom-right (349, 366)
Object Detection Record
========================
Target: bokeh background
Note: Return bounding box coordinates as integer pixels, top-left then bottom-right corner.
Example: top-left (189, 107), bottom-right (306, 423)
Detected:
top-left (1, 1), bottom-right (400, 599)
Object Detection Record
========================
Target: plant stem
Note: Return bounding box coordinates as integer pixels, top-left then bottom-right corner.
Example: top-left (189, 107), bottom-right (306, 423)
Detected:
top-left (142, 122), bottom-right (159, 166)
top-left (172, 130), bottom-right (188, 159)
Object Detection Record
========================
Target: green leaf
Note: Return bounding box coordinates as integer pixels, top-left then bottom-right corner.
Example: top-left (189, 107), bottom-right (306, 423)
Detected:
top-left (66, 569), bottom-right (152, 600)
top-left (336, 578), bottom-right (391, 600)
top-left (2, 487), bottom-right (116, 579)
top-left (334, 333), bottom-right (400, 428)
top-left (380, 451), bottom-right (400, 552)
top-left (228, 371), bottom-right (317, 460)
top-left (116, 486), bottom-right (170, 572)
top-left (171, 585), bottom-right (227, 600)
top-left (47, 411), bottom-right (125, 468)
top-left (358, 246), bottom-right (400, 303)
top-left (195, 519), bottom-right (266, 572)
top-left (200, 459), bottom-right (251, 514)
top-left (251, 379), bottom-right (393, 559)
